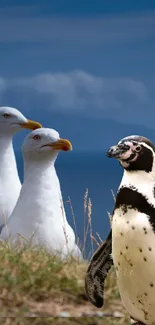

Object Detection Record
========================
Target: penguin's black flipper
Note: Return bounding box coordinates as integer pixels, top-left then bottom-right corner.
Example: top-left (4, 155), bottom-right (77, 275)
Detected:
top-left (85, 230), bottom-right (113, 308)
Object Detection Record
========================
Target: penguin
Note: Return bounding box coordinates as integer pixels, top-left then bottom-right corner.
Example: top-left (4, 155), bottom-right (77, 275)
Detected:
top-left (85, 135), bottom-right (155, 325)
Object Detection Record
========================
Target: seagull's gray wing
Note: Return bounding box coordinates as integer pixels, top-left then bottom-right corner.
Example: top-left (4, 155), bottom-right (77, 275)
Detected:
top-left (85, 230), bottom-right (113, 308)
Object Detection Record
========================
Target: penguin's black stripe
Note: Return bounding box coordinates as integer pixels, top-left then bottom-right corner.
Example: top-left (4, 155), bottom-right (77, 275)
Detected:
top-left (114, 187), bottom-right (155, 232)
top-left (123, 153), bottom-right (135, 162)
top-left (125, 145), bottom-right (153, 172)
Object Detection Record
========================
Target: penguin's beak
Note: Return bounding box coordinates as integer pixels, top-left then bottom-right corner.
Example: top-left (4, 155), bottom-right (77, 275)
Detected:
top-left (106, 143), bottom-right (130, 159)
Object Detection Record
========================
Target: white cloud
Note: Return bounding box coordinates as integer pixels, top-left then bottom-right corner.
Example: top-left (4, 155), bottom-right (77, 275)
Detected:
top-left (12, 70), bottom-right (149, 108)
top-left (0, 70), bottom-right (154, 128)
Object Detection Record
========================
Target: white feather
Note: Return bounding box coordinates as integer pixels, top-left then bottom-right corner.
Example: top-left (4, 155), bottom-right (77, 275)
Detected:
top-left (0, 106), bottom-right (38, 229)
top-left (1, 128), bottom-right (83, 260)
top-left (0, 134), bottom-right (21, 228)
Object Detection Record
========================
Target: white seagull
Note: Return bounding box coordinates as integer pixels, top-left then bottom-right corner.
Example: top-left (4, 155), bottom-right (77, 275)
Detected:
top-left (1, 128), bottom-right (82, 259)
top-left (0, 106), bottom-right (42, 231)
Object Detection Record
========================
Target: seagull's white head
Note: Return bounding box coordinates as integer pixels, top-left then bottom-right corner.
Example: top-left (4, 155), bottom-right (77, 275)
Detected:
top-left (22, 128), bottom-right (72, 161)
top-left (0, 106), bottom-right (42, 135)
top-left (106, 135), bottom-right (155, 173)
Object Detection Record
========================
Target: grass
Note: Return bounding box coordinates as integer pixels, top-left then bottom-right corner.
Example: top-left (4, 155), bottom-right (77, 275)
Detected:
top-left (0, 190), bottom-right (130, 324)
top-left (0, 318), bottom-right (131, 325)
top-left (0, 243), bottom-right (129, 322)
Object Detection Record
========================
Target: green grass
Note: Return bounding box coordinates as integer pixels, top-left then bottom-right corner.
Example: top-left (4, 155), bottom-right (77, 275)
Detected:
top-left (0, 242), bottom-right (130, 324)
top-left (0, 318), bottom-right (131, 325)
top-left (0, 243), bottom-right (85, 316)
top-left (0, 191), bottom-right (131, 324)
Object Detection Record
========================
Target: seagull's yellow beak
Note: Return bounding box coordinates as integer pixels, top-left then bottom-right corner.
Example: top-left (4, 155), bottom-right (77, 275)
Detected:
top-left (47, 138), bottom-right (72, 151)
top-left (20, 120), bottom-right (42, 130)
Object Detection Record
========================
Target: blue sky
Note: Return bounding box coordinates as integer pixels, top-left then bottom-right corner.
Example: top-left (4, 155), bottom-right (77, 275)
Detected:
top-left (0, 0), bottom-right (155, 150)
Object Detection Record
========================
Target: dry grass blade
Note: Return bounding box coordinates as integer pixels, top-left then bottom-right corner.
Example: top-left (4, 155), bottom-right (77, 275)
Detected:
top-left (60, 197), bottom-right (69, 251)
top-left (88, 198), bottom-right (94, 255)
top-left (111, 189), bottom-right (116, 202)
top-left (107, 211), bottom-right (112, 228)
top-left (83, 189), bottom-right (88, 258)
top-left (90, 235), bottom-right (100, 247)
top-left (96, 232), bottom-right (104, 244)
top-left (67, 196), bottom-right (78, 242)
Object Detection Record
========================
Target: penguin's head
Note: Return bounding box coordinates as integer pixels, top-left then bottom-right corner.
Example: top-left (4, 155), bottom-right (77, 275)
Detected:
top-left (106, 135), bottom-right (155, 172)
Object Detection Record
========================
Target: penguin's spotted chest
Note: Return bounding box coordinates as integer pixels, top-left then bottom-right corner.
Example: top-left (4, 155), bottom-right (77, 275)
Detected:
top-left (112, 189), bottom-right (155, 324)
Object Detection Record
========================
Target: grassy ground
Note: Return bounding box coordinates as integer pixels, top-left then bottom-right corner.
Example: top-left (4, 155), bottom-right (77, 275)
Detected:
top-left (0, 318), bottom-right (131, 325)
top-left (0, 191), bottom-right (131, 324)
top-left (0, 242), bottom-right (130, 324)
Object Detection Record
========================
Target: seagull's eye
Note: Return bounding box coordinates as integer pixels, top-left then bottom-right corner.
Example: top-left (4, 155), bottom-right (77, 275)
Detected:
top-left (33, 135), bottom-right (41, 140)
top-left (3, 113), bottom-right (11, 118)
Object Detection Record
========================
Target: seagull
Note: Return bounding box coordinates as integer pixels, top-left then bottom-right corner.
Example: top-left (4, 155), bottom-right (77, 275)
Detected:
top-left (0, 106), bottom-right (42, 232)
top-left (1, 127), bottom-right (82, 260)
top-left (85, 135), bottom-right (155, 325)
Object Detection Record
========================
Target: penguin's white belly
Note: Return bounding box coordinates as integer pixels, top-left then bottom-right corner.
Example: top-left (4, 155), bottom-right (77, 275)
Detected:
top-left (112, 209), bottom-right (155, 325)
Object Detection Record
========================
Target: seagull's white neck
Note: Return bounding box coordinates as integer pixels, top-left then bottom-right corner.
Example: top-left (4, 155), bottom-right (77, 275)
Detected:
top-left (23, 158), bottom-right (57, 183)
top-left (0, 134), bottom-right (20, 180)
top-left (20, 156), bottom-right (67, 222)
top-left (4, 153), bottom-right (80, 258)
top-left (0, 133), bottom-right (21, 222)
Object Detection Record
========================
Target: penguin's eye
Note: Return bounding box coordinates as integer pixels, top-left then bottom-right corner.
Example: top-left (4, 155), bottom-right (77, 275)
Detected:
top-left (3, 113), bottom-right (11, 118)
top-left (135, 146), bottom-right (141, 152)
top-left (33, 135), bottom-right (41, 140)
